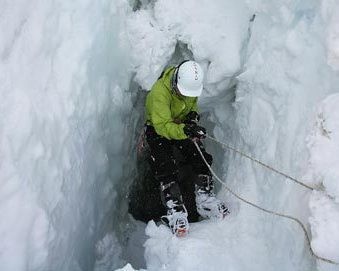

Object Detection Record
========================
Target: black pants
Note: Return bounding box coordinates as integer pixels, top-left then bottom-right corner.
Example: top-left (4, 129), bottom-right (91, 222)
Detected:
top-left (145, 125), bottom-right (213, 208)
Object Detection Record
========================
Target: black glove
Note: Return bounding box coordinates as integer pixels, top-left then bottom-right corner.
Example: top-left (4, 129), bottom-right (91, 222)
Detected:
top-left (184, 124), bottom-right (206, 140)
top-left (184, 111), bottom-right (200, 125)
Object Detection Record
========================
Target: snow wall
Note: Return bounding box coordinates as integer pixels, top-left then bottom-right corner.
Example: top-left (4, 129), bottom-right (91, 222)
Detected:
top-left (1, 0), bottom-right (339, 271)
top-left (0, 1), bottom-right (132, 270)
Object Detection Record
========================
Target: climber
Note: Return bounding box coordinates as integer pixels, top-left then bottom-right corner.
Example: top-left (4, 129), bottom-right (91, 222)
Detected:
top-left (144, 60), bottom-right (230, 237)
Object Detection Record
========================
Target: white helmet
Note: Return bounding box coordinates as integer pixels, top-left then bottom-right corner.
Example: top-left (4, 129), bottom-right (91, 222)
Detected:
top-left (175, 61), bottom-right (204, 97)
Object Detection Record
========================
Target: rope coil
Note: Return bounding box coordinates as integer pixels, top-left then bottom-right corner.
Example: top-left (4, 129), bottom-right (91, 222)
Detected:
top-left (193, 137), bottom-right (339, 265)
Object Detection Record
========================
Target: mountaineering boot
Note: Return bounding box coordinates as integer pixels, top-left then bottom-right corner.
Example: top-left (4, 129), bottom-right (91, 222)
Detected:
top-left (160, 181), bottom-right (189, 237)
top-left (161, 200), bottom-right (189, 237)
top-left (195, 174), bottom-right (230, 219)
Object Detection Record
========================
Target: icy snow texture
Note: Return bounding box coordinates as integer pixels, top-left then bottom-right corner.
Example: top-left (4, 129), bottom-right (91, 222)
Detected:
top-left (2, 0), bottom-right (339, 270)
top-left (307, 94), bottom-right (339, 267)
top-left (123, 0), bottom-right (339, 270)
top-left (144, 215), bottom-right (272, 271)
top-left (125, 0), bottom-right (251, 92)
top-left (115, 263), bottom-right (143, 271)
top-left (0, 0), bottom-right (132, 270)
top-left (321, 0), bottom-right (339, 70)
top-left (124, 8), bottom-right (176, 90)
top-left (94, 233), bottom-right (124, 271)
top-left (222, 0), bottom-right (339, 269)
top-left (309, 192), bottom-right (339, 267)
top-left (307, 94), bottom-right (339, 201)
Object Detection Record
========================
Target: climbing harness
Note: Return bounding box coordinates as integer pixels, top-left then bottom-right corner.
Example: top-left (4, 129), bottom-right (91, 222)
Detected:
top-left (193, 137), bottom-right (339, 265)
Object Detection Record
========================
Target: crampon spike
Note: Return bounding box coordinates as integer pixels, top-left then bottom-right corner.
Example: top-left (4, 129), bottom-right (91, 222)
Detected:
top-left (176, 228), bottom-right (188, 237)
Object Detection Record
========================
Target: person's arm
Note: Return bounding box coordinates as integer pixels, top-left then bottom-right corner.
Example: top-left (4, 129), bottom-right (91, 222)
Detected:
top-left (183, 98), bottom-right (200, 124)
top-left (147, 91), bottom-right (188, 140)
top-left (191, 97), bottom-right (199, 113)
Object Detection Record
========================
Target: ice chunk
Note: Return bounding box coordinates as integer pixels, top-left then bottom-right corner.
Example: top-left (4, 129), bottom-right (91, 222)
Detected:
top-left (309, 192), bottom-right (339, 263)
top-left (126, 0), bottom-right (251, 95)
top-left (307, 94), bottom-right (339, 202)
top-left (115, 263), bottom-right (142, 271)
top-left (123, 9), bottom-right (176, 89)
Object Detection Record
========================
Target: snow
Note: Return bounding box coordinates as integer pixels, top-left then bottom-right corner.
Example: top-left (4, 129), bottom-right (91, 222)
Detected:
top-left (307, 94), bottom-right (339, 201)
top-left (1, 0), bottom-right (339, 270)
top-left (321, 0), bottom-right (339, 71)
top-left (115, 263), bottom-right (143, 271)
top-left (125, 0), bottom-right (251, 93)
top-left (94, 233), bottom-right (123, 271)
top-left (309, 192), bottom-right (339, 264)
top-left (143, 213), bottom-right (273, 271)
top-left (306, 93), bottom-right (339, 268)
top-left (0, 0), bottom-right (132, 270)
top-left (124, 9), bottom-right (176, 90)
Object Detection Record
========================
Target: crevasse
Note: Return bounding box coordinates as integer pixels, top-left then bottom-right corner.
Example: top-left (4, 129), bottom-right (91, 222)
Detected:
top-left (1, 0), bottom-right (339, 271)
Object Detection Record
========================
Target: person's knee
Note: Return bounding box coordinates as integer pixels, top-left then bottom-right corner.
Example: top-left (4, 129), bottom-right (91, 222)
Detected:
top-left (160, 181), bottom-right (182, 205)
top-left (151, 154), bottom-right (177, 180)
top-left (191, 150), bottom-right (213, 175)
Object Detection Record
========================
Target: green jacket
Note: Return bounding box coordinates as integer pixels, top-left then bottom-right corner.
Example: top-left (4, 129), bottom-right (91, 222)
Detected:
top-left (145, 66), bottom-right (198, 140)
